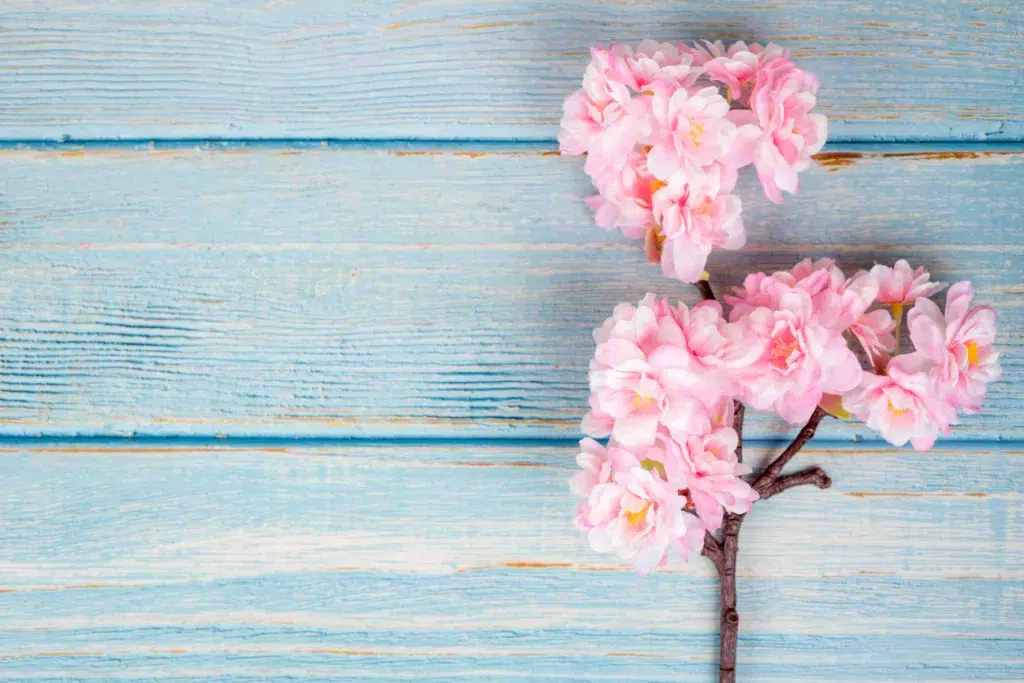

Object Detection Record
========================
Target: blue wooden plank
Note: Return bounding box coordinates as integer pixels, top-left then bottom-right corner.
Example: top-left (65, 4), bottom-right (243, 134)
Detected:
top-left (0, 638), bottom-right (1020, 681)
top-left (3, 573), bottom-right (1019, 640)
top-left (0, 144), bottom-right (1019, 439)
top-left (0, 1), bottom-right (1020, 142)
top-left (0, 444), bottom-right (1021, 680)
top-left (0, 444), bottom-right (1019, 583)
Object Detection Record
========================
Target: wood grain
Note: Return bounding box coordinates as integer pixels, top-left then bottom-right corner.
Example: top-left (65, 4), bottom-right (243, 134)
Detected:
top-left (1, 443), bottom-right (1020, 582)
top-left (2, 1), bottom-right (1021, 679)
top-left (0, 1), bottom-right (1021, 142)
top-left (0, 144), bottom-right (1019, 439)
top-left (0, 443), bottom-right (1020, 681)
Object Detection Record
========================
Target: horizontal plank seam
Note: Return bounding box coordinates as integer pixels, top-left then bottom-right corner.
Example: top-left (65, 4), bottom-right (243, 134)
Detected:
top-left (0, 435), bottom-right (1019, 449)
top-left (1, 139), bottom-right (1023, 151)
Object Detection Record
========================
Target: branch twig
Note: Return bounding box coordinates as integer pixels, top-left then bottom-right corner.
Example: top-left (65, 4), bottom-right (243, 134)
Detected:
top-left (752, 406), bottom-right (828, 495)
top-left (759, 466), bottom-right (832, 499)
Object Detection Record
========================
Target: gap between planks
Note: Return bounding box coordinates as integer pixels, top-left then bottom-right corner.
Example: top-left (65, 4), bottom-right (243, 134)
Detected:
top-left (0, 435), bottom-right (1021, 448)
top-left (1, 139), bottom-right (1023, 153)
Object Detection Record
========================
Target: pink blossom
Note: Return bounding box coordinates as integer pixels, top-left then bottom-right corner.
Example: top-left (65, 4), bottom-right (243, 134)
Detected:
top-left (732, 61), bottom-right (827, 203)
top-left (626, 40), bottom-right (701, 91)
top-left (849, 309), bottom-right (897, 360)
top-left (645, 83), bottom-right (737, 178)
top-left (581, 394), bottom-right (615, 438)
top-left (584, 149), bottom-right (657, 239)
top-left (585, 464), bottom-right (704, 573)
top-left (587, 44), bottom-right (637, 89)
top-left (684, 40), bottom-right (782, 67)
top-left (558, 50), bottom-right (645, 180)
top-left (664, 427), bottom-right (758, 530)
top-left (727, 258), bottom-right (848, 320)
top-left (702, 394), bottom-right (739, 429)
top-left (830, 269), bottom-right (895, 362)
top-left (843, 353), bottom-right (957, 450)
top-left (787, 257), bottom-right (846, 296)
top-left (682, 39), bottom-right (731, 66)
top-left (647, 300), bottom-right (762, 401)
top-left (587, 294), bottom-right (710, 445)
top-left (727, 258), bottom-right (888, 361)
top-left (593, 299), bottom-right (640, 344)
top-left (701, 41), bottom-right (791, 106)
top-left (727, 258), bottom-right (844, 313)
top-left (590, 369), bottom-right (667, 446)
top-left (726, 271), bottom-right (793, 316)
top-left (562, 40), bottom-right (826, 256)
top-left (558, 64), bottom-right (630, 156)
top-left (651, 168), bottom-right (745, 283)
top-left (735, 286), bottom-right (862, 424)
top-left (570, 438), bottom-right (622, 499)
top-left (908, 281), bottom-right (1001, 412)
top-left (850, 260), bottom-right (946, 305)
top-left (783, 259), bottom-right (894, 362)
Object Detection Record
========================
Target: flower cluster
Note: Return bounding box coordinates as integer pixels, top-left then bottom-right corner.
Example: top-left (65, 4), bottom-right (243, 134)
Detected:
top-left (571, 259), bottom-right (1000, 572)
top-left (559, 40), bottom-right (826, 283)
top-left (844, 261), bottom-right (1001, 449)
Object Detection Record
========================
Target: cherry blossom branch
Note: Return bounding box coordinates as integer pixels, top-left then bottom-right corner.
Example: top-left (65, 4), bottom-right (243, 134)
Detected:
top-left (574, 257), bottom-right (995, 680)
top-left (752, 406), bottom-right (829, 496)
top-left (758, 466), bottom-right (832, 499)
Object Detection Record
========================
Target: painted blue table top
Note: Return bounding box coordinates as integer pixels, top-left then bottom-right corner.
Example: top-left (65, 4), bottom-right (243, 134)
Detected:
top-left (0, 2), bottom-right (1021, 681)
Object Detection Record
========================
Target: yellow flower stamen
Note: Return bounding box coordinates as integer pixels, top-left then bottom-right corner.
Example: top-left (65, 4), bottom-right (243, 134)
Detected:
top-left (693, 199), bottom-right (711, 216)
top-left (688, 122), bottom-right (705, 147)
top-left (772, 338), bottom-right (800, 362)
top-left (966, 341), bottom-right (980, 365)
top-left (688, 124), bottom-right (704, 148)
top-left (887, 399), bottom-right (909, 417)
top-left (650, 178), bottom-right (667, 194)
top-left (632, 393), bottom-right (655, 410)
top-left (624, 502), bottom-right (651, 527)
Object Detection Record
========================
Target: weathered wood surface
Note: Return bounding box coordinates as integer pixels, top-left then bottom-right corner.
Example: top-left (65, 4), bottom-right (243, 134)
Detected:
top-left (1, 144), bottom-right (1020, 439)
top-left (0, 443), bottom-right (1021, 681)
top-left (0, 1), bottom-right (1021, 142)
top-left (1, 1), bottom-right (1022, 678)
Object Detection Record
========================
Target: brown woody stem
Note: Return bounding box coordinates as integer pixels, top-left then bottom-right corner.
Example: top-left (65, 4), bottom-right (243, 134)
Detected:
top-left (716, 514), bottom-right (743, 683)
top-left (752, 406), bottom-right (828, 496)
top-left (696, 279), bottom-right (716, 302)
top-left (702, 532), bottom-right (723, 571)
top-left (732, 402), bottom-right (745, 464)
top-left (759, 466), bottom-right (832, 499)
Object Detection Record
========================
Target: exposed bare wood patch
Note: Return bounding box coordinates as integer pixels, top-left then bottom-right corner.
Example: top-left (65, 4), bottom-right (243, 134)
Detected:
top-left (814, 151), bottom-right (864, 170)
